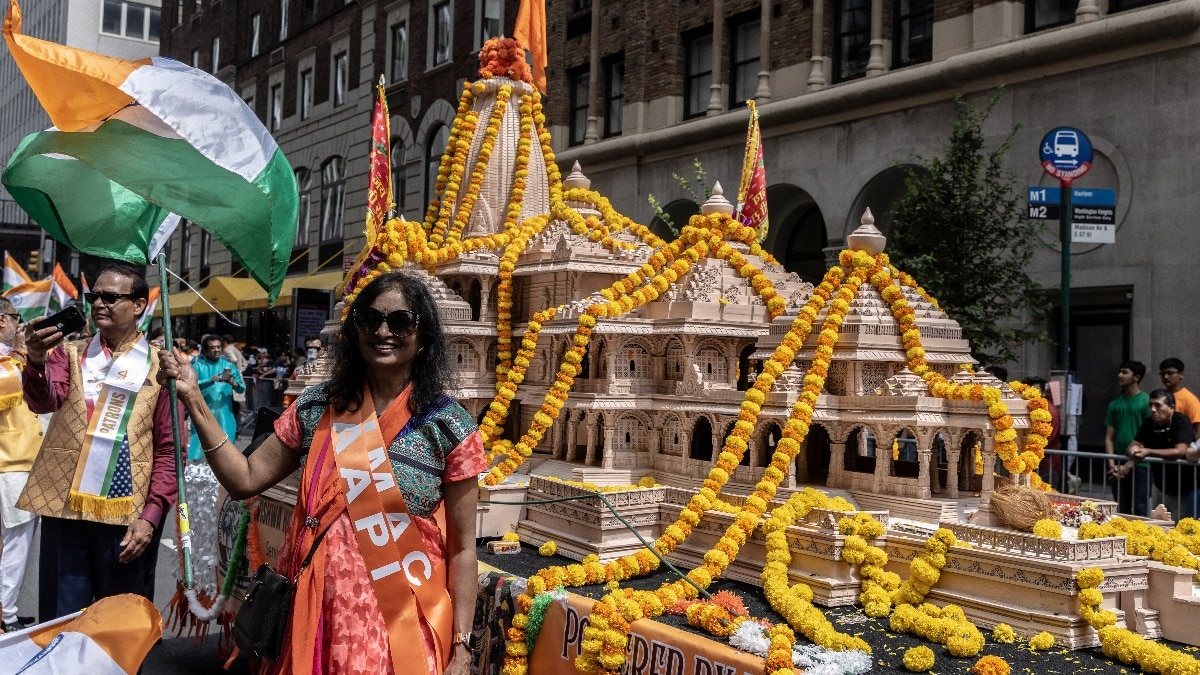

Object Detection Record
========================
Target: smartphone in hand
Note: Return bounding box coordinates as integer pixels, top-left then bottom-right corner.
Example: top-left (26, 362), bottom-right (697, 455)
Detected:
top-left (30, 305), bottom-right (87, 336)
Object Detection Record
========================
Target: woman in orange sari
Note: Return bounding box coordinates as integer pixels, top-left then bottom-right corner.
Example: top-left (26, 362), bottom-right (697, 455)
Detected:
top-left (159, 271), bottom-right (485, 675)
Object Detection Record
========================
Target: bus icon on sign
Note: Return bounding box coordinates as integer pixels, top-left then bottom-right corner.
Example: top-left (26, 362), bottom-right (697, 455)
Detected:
top-left (1053, 130), bottom-right (1080, 158)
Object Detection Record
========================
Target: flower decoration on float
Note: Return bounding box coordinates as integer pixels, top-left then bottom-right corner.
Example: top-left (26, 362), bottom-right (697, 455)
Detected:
top-left (972, 655), bottom-right (1011, 675)
top-left (902, 645), bottom-right (935, 672)
top-left (1029, 631), bottom-right (1055, 650)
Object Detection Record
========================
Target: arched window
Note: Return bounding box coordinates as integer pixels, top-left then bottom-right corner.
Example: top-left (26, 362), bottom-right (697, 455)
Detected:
top-left (295, 168), bottom-right (312, 245)
top-left (319, 156), bottom-right (346, 240)
top-left (696, 346), bottom-right (727, 380)
top-left (450, 340), bottom-right (477, 371)
top-left (425, 124), bottom-right (450, 206)
top-left (615, 344), bottom-right (651, 379)
top-left (391, 138), bottom-right (406, 215)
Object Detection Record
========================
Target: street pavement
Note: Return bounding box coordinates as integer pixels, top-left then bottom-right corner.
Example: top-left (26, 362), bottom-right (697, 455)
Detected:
top-left (14, 436), bottom-right (255, 674)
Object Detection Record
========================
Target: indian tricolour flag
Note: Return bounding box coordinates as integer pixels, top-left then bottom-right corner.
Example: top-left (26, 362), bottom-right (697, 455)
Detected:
top-left (137, 286), bottom-right (160, 332)
top-left (2, 252), bottom-right (31, 292)
top-left (0, 593), bottom-right (162, 674)
top-left (2, 279), bottom-right (50, 322)
top-left (1, 0), bottom-right (296, 302)
top-left (49, 262), bottom-right (78, 312)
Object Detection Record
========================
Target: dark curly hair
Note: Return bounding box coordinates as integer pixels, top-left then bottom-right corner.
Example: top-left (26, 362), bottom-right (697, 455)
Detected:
top-left (325, 270), bottom-right (455, 416)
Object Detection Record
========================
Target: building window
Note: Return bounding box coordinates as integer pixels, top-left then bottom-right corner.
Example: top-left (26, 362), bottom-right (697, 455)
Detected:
top-left (300, 68), bottom-right (313, 119)
top-left (176, 0), bottom-right (183, 26)
top-left (333, 52), bottom-right (348, 106)
top-left (191, 48), bottom-right (200, 68)
top-left (295, 168), bottom-right (312, 245)
top-left (303, 0), bottom-right (318, 26)
top-left (684, 31), bottom-right (712, 119)
top-left (573, 0), bottom-right (591, 9)
top-left (1109, 0), bottom-right (1168, 11)
top-left (894, 0), bottom-right (933, 67)
top-left (1025, 0), bottom-right (1076, 32)
top-left (102, 1), bottom-right (162, 42)
top-left (270, 83), bottom-right (282, 130)
top-left (390, 22), bottom-right (408, 82)
top-left (425, 124), bottom-right (449, 205)
top-left (604, 59), bottom-right (623, 137)
top-left (568, 68), bottom-right (589, 146)
top-left (250, 13), bottom-right (260, 57)
top-left (391, 139), bottom-right (406, 215)
top-left (280, 0), bottom-right (289, 39)
top-left (835, 0), bottom-right (871, 82)
top-left (432, 1), bottom-right (452, 66)
top-left (199, 229), bottom-right (212, 267)
top-left (180, 221), bottom-right (192, 278)
top-left (211, 36), bottom-right (220, 72)
top-left (479, 0), bottom-right (502, 46)
top-left (319, 157), bottom-right (346, 240)
top-left (730, 17), bottom-right (760, 107)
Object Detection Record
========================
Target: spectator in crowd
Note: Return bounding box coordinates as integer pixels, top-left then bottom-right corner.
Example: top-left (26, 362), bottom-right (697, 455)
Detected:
top-left (1105, 360), bottom-right (1150, 516)
top-left (1128, 389), bottom-right (1196, 517)
top-left (0, 299), bottom-right (41, 631)
top-left (1159, 358), bottom-right (1200, 437)
top-left (187, 335), bottom-right (245, 461)
top-left (221, 335), bottom-right (247, 432)
top-left (18, 262), bottom-right (177, 620)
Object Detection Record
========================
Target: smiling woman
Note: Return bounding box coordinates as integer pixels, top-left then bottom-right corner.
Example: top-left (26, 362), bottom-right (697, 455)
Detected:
top-left (159, 270), bottom-right (486, 675)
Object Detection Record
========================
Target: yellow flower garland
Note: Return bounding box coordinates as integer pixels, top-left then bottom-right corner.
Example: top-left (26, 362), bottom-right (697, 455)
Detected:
top-left (1075, 567), bottom-right (1200, 673)
top-left (1079, 517), bottom-right (1200, 578)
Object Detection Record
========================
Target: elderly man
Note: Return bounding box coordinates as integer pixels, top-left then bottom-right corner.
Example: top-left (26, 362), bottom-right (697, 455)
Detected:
top-left (18, 262), bottom-right (177, 620)
top-left (0, 298), bottom-right (41, 631)
top-left (188, 334), bottom-right (244, 461)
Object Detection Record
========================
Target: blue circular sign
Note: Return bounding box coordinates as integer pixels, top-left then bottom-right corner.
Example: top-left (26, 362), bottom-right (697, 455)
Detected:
top-left (1040, 127), bottom-right (1093, 184)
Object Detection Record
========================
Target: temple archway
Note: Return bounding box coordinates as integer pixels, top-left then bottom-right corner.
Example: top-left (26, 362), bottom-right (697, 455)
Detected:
top-left (801, 423), bottom-right (831, 484)
top-left (844, 426), bottom-right (877, 475)
top-left (690, 417), bottom-right (714, 461)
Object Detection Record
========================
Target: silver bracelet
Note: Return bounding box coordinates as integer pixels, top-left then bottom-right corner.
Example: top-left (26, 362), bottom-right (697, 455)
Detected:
top-left (201, 435), bottom-right (230, 455)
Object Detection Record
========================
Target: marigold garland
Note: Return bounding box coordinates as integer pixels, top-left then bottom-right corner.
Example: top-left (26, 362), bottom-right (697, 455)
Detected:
top-left (890, 601), bottom-right (985, 658)
top-left (902, 645), bottom-right (935, 672)
top-left (971, 654), bottom-right (1011, 675)
top-left (1078, 517), bottom-right (1200, 578)
top-left (991, 622), bottom-right (1016, 643)
top-left (1028, 631), bottom-right (1055, 650)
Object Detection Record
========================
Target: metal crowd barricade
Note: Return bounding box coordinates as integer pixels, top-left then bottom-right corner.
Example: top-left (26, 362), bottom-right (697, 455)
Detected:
top-left (1042, 448), bottom-right (1200, 520)
top-left (237, 375), bottom-right (280, 437)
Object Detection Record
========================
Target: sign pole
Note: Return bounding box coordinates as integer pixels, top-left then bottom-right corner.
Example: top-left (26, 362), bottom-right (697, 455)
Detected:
top-left (1039, 126), bottom-right (1092, 371)
top-left (1059, 181), bottom-right (1072, 371)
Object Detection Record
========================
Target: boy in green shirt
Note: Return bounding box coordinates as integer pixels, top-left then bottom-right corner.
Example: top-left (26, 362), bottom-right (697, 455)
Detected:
top-left (1105, 360), bottom-right (1150, 515)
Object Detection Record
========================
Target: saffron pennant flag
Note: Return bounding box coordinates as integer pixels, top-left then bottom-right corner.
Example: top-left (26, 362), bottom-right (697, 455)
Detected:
top-left (80, 271), bottom-right (96, 332)
top-left (513, 0), bottom-right (547, 93)
top-left (1, 0), bottom-right (297, 303)
top-left (2, 279), bottom-right (50, 322)
top-left (48, 262), bottom-right (78, 313)
top-left (138, 286), bottom-right (160, 333)
top-left (735, 99), bottom-right (769, 243)
top-left (2, 252), bottom-right (31, 292)
top-left (345, 76), bottom-right (392, 295)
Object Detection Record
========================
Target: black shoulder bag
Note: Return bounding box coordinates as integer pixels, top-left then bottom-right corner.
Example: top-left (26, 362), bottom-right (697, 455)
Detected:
top-left (232, 524), bottom-right (331, 661)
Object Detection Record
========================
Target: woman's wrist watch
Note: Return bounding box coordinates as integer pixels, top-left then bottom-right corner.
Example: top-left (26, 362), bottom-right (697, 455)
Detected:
top-left (453, 631), bottom-right (481, 652)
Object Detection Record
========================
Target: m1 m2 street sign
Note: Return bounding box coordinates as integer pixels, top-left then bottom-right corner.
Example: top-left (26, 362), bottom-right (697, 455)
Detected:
top-left (1027, 187), bottom-right (1116, 244)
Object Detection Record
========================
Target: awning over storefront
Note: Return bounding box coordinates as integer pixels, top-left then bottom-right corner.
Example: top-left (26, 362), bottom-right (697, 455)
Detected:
top-left (198, 277), bottom-right (267, 313)
top-left (156, 290), bottom-right (199, 317)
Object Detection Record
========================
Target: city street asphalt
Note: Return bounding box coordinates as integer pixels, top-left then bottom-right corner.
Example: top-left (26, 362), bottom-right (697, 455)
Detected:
top-left (14, 436), bottom-right (254, 674)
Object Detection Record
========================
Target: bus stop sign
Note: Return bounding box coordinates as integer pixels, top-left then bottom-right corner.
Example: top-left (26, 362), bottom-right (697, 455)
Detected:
top-left (1040, 127), bottom-right (1092, 185)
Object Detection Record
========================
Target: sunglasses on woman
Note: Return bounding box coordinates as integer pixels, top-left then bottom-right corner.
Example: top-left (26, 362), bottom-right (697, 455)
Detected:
top-left (352, 307), bottom-right (420, 337)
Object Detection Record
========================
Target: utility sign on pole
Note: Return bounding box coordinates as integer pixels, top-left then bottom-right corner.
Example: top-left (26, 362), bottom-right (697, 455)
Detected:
top-left (1040, 126), bottom-right (1093, 373)
top-left (1027, 187), bottom-right (1116, 243)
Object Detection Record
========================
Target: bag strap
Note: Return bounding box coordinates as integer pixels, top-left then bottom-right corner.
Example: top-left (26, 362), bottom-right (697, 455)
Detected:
top-left (293, 523), bottom-right (333, 583)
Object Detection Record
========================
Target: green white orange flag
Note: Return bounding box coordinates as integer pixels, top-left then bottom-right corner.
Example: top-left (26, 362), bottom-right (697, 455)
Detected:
top-left (735, 99), bottom-right (769, 243)
top-left (80, 272), bottom-right (96, 333)
top-left (0, 0), bottom-right (297, 303)
top-left (138, 287), bottom-right (160, 332)
top-left (48, 262), bottom-right (78, 313)
top-left (2, 279), bottom-right (50, 322)
top-left (2, 252), bottom-right (31, 292)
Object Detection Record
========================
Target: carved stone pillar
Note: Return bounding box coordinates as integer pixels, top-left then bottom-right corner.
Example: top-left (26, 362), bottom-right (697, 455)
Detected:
top-left (478, 277), bottom-right (495, 323)
top-left (872, 434), bottom-right (891, 493)
top-left (808, 0), bottom-right (826, 91)
top-left (754, 0), bottom-right (771, 101)
top-left (981, 435), bottom-right (997, 506)
top-left (947, 451), bottom-right (960, 498)
top-left (866, 0), bottom-right (885, 76)
top-left (917, 450), bottom-right (932, 499)
top-left (585, 415), bottom-right (597, 466)
top-left (827, 440), bottom-right (847, 488)
top-left (584, 0), bottom-right (602, 143)
top-left (563, 415), bottom-right (578, 461)
top-left (601, 427), bottom-right (615, 468)
top-left (708, 0), bottom-right (726, 114)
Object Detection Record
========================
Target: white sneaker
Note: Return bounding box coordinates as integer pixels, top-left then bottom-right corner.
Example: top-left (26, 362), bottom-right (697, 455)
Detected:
top-left (1067, 473), bottom-right (1082, 495)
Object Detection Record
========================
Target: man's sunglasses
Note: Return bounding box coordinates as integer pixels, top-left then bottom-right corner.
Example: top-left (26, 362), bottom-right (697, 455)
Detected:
top-left (84, 291), bottom-right (138, 305)
top-left (352, 307), bottom-right (420, 337)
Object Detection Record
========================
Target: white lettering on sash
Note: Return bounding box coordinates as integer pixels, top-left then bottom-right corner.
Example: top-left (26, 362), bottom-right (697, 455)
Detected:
top-left (341, 468), bottom-right (372, 503)
top-left (355, 512), bottom-right (391, 547)
top-left (370, 561), bottom-right (402, 581)
top-left (97, 391), bottom-right (128, 435)
top-left (331, 422), bottom-right (361, 454)
top-left (367, 446), bottom-right (387, 470)
top-left (387, 512), bottom-right (411, 540)
top-left (402, 551), bottom-right (432, 586)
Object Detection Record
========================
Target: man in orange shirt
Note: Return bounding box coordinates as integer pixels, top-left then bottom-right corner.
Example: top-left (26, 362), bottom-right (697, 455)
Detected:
top-left (1160, 358), bottom-right (1200, 437)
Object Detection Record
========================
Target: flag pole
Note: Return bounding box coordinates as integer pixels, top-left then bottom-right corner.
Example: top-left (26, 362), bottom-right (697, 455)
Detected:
top-left (156, 252), bottom-right (193, 589)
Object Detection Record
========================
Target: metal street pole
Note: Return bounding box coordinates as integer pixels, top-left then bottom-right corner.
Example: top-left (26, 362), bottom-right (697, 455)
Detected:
top-left (1060, 184), bottom-right (1073, 372)
top-left (157, 253), bottom-right (194, 589)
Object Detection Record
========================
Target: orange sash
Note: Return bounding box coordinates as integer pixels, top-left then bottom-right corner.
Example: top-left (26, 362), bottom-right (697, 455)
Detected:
top-left (309, 387), bottom-right (454, 671)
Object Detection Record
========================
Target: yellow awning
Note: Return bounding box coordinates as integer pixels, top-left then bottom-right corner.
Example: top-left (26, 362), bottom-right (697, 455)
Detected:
top-left (156, 290), bottom-right (199, 317)
top-left (198, 277), bottom-right (268, 313)
top-left (270, 270), bottom-right (346, 307)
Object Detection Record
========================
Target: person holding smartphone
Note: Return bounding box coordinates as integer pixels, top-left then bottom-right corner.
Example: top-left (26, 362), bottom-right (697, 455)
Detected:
top-left (187, 335), bottom-right (245, 462)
